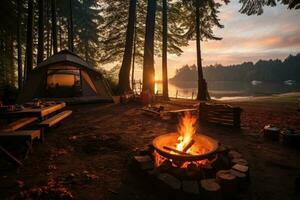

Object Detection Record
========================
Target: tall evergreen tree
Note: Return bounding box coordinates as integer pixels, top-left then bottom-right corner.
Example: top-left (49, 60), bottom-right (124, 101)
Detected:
top-left (143, 0), bottom-right (157, 93)
top-left (51, 0), bottom-right (57, 54)
top-left (118, 0), bottom-right (137, 93)
top-left (195, 0), bottom-right (207, 100)
top-left (68, 0), bottom-right (74, 51)
top-left (162, 0), bottom-right (169, 100)
top-left (17, 0), bottom-right (23, 89)
top-left (25, 0), bottom-right (34, 81)
top-left (181, 0), bottom-right (227, 100)
top-left (37, 0), bottom-right (44, 64)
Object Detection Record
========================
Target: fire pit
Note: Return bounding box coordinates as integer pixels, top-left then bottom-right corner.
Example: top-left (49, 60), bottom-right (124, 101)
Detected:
top-left (153, 112), bottom-right (218, 168)
top-left (131, 112), bottom-right (250, 198)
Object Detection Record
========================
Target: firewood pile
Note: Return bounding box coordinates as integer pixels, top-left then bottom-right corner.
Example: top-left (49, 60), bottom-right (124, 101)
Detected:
top-left (199, 103), bottom-right (242, 128)
top-left (130, 144), bottom-right (250, 199)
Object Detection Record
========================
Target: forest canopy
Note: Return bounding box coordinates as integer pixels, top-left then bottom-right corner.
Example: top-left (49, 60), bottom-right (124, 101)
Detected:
top-left (170, 54), bottom-right (300, 82)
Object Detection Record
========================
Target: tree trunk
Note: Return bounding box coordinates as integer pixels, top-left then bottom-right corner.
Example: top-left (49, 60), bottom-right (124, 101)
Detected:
top-left (162, 0), bottom-right (169, 100)
top-left (51, 0), bottom-right (57, 54)
top-left (37, 0), bottom-right (44, 64)
top-left (131, 20), bottom-right (137, 90)
top-left (25, 0), bottom-right (34, 81)
top-left (17, 0), bottom-right (23, 90)
top-left (142, 0), bottom-right (156, 93)
top-left (46, 0), bottom-right (50, 57)
top-left (59, 18), bottom-right (63, 51)
top-left (118, 0), bottom-right (137, 94)
top-left (68, 0), bottom-right (74, 52)
top-left (195, 0), bottom-right (208, 101)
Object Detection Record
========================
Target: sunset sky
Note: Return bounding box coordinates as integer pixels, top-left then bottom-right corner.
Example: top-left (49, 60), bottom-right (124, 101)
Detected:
top-left (151, 1), bottom-right (300, 80)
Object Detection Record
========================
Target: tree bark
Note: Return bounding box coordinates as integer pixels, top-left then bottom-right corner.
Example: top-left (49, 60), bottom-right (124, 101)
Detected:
top-left (118, 0), bottom-right (137, 94)
top-left (131, 22), bottom-right (137, 90)
top-left (51, 0), bottom-right (57, 54)
top-left (25, 0), bottom-right (34, 81)
top-left (17, 0), bottom-right (23, 90)
top-left (46, 0), bottom-right (50, 57)
top-left (162, 0), bottom-right (169, 100)
top-left (195, 0), bottom-right (208, 101)
top-left (142, 0), bottom-right (156, 93)
top-left (68, 0), bottom-right (74, 52)
top-left (37, 0), bottom-right (44, 64)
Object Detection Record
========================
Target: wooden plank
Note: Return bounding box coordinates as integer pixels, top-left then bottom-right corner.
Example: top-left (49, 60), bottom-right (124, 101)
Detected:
top-left (141, 108), bottom-right (161, 116)
top-left (0, 145), bottom-right (23, 166)
top-left (40, 110), bottom-right (72, 128)
top-left (165, 108), bottom-right (197, 114)
top-left (0, 130), bottom-right (41, 140)
top-left (0, 102), bottom-right (66, 119)
top-left (0, 117), bottom-right (37, 132)
top-left (40, 102), bottom-right (66, 118)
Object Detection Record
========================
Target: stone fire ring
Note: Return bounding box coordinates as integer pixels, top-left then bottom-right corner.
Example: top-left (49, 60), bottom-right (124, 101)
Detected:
top-left (153, 133), bottom-right (219, 162)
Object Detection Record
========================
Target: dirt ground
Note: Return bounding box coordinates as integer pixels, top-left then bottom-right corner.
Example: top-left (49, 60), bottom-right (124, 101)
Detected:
top-left (1, 95), bottom-right (300, 200)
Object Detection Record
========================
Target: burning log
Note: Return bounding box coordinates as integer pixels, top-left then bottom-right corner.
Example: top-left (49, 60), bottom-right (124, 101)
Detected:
top-left (162, 146), bottom-right (191, 156)
top-left (182, 139), bottom-right (195, 152)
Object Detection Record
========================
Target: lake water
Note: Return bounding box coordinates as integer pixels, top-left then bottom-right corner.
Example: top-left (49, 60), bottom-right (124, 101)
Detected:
top-left (154, 81), bottom-right (300, 100)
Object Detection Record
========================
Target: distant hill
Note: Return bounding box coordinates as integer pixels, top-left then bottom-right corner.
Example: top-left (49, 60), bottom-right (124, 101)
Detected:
top-left (169, 54), bottom-right (300, 83)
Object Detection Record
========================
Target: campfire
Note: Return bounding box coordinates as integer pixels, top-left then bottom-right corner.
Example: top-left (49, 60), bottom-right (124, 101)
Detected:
top-left (153, 112), bottom-right (219, 169)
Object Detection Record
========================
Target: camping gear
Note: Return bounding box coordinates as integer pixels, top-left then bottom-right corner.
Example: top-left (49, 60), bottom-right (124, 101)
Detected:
top-left (17, 50), bottom-right (113, 104)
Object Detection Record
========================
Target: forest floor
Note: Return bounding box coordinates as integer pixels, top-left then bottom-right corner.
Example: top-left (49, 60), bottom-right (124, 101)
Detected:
top-left (1, 93), bottom-right (300, 200)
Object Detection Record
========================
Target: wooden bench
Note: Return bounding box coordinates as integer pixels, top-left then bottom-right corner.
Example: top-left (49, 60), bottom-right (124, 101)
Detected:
top-left (0, 130), bottom-right (41, 166)
top-left (40, 110), bottom-right (72, 128)
top-left (0, 117), bottom-right (37, 132)
top-left (199, 103), bottom-right (242, 128)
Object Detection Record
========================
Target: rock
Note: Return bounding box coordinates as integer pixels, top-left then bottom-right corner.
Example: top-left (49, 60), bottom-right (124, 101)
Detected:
top-left (133, 155), bottom-right (154, 171)
top-left (182, 180), bottom-right (200, 194)
top-left (157, 173), bottom-right (181, 190)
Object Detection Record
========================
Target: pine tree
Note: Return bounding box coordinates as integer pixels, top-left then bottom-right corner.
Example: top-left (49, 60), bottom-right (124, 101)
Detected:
top-left (25, 0), bottom-right (34, 81)
top-left (51, 0), bottom-right (57, 54)
top-left (118, 0), bottom-right (137, 94)
top-left (143, 0), bottom-right (157, 93)
top-left (37, 0), bottom-right (44, 64)
top-left (162, 0), bottom-right (169, 100)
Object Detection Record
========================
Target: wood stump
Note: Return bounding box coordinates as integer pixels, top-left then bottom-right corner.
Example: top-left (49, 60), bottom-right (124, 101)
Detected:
top-left (263, 126), bottom-right (280, 141)
top-left (230, 169), bottom-right (248, 189)
top-left (216, 170), bottom-right (237, 199)
top-left (200, 179), bottom-right (222, 200)
top-left (231, 158), bottom-right (248, 166)
top-left (232, 164), bottom-right (250, 180)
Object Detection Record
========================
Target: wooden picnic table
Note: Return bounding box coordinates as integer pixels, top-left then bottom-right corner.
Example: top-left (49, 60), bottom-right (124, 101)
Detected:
top-left (0, 102), bottom-right (66, 120)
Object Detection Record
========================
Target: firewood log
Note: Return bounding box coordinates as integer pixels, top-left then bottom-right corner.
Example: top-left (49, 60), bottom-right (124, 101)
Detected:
top-left (216, 170), bottom-right (237, 199)
top-left (200, 179), bottom-right (222, 200)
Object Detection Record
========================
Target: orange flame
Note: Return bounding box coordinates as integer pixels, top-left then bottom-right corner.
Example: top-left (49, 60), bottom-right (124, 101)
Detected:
top-left (176, 112), bottom-right (197, 152)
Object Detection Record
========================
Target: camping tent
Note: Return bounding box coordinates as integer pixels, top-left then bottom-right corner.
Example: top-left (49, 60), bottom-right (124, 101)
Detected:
top-left (17, 50), bottom-right (113, 104)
